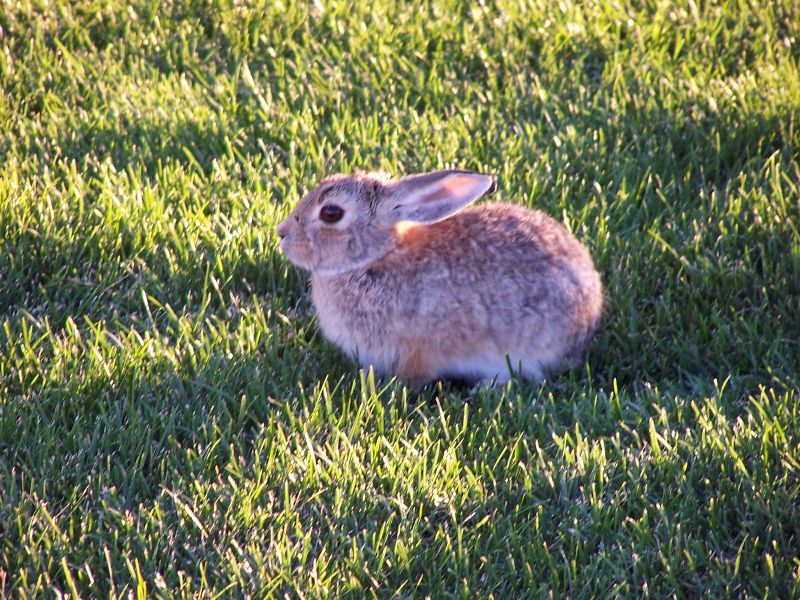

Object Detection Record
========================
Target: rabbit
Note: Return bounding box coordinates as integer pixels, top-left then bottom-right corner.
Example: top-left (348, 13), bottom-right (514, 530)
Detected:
top-left (276, 169), bottom-right (603, 388)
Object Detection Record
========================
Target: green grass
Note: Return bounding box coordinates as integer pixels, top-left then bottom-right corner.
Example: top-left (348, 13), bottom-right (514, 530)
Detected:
top-left (1, 0), bottom-right (799, 596)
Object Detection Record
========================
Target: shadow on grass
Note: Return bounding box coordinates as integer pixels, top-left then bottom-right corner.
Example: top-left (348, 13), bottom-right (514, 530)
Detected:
top-left (578, 97), bottom-right (800, 394)
top-left (0, 206), bottom-right (305, 330)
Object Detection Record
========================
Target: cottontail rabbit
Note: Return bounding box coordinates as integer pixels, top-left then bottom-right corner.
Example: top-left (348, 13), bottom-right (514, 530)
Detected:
top-left (277, 170), bottom-right (603, 387)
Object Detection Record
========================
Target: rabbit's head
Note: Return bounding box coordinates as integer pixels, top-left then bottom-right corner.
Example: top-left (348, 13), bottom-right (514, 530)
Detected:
top-left (277, 170), bottom-right (495, 276)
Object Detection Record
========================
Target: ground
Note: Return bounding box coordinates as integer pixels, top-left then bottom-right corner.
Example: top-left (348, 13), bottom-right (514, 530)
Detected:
top-left (0, 0), bottom-right (799, 597)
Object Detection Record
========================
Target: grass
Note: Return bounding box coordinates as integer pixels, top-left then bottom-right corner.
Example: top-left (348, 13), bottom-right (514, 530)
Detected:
top-left (1, 0), bottom-right (799, 596)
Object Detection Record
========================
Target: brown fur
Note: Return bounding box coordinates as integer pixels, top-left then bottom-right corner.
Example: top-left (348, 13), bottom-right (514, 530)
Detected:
top-left (278, 170), bottom-right (603, 386)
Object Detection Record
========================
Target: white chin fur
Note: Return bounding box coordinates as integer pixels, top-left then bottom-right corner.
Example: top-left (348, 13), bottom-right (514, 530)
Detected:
top-left (312, 257), bottom-right (378, 278)
top-left (279, 245), bottom-right (313, 271)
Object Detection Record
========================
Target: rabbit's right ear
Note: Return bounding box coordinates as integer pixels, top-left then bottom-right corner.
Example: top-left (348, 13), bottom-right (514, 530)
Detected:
top-left (380, 170), bottom-right (495, 225)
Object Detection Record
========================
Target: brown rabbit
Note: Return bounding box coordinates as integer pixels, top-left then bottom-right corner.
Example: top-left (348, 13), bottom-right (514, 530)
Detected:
top-left (277, 170), bottom-right (603, 387)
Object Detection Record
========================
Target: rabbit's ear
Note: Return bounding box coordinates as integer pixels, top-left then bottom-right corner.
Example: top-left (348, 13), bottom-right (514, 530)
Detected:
top-left (382, 170), bottom-right (495, 224)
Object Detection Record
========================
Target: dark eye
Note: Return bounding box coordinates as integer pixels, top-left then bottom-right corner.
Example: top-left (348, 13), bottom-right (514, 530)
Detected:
top-left (319, 204), bottom-right (344, 224)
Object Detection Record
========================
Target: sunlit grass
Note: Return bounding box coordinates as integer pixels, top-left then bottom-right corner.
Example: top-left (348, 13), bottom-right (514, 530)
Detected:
top-left (1, 0), bottom-right (799, 596)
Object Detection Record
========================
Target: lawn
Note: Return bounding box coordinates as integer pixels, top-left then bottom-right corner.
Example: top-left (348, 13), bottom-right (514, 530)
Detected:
top-left (1, 0), bottom-right (799, 597)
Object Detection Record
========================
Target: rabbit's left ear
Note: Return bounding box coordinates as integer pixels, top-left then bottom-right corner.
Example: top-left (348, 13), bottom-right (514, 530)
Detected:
top-left (381, 170), bottom-right (495, 224)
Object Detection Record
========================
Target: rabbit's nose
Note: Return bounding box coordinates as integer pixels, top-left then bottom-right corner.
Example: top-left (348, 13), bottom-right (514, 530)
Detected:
top-left (276, 219), bottom-right (290, 239)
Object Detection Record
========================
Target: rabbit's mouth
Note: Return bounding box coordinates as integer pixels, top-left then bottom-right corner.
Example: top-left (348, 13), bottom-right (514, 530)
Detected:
top-left (278, 238), bottom-right (314, 271)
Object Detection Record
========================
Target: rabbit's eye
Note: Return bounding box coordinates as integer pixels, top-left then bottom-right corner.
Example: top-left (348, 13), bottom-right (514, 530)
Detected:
top-left (320, 204), bottom-right (344, 224)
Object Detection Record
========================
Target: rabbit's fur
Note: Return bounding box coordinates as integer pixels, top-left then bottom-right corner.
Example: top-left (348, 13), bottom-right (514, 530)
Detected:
top-left (277, 170), bottom-right (603, 387)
